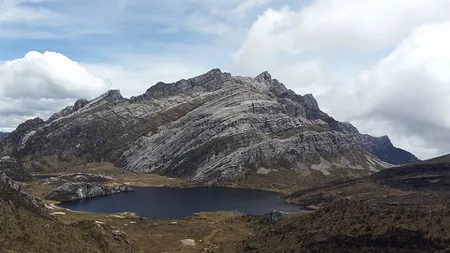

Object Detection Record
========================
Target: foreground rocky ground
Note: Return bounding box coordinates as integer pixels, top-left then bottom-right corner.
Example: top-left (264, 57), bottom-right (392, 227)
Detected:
top-left (2, 156), bottom-right (450, 252)
top-left (0, 172), bottom-right (134, 253)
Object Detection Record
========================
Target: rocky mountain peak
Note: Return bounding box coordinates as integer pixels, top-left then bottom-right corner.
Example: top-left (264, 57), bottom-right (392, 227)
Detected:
top-left (47, 89), bottom-right (124, 123)
top-left (255, 71), bottom-right (272, 82)
top-left (361, 134), bottom-right (419, 164)
top-left (1, 118), bottom-right (44, 150)
top-left (302, 93), bottom-right (320, 110)
top-left (74, 98), bottom-right (89, 108)
top-left (378, 135), bottom-right (391, 143)
top-left (103, 89), bottom-right (123, 101)
top-left (253, 71), bottom-right (291, 96)
top-left (207, 68), bottom-right (223, 75)
top-left (48, 98), bottom-right (89, 122)
top-left (141, 68), bottom-right (231, 100)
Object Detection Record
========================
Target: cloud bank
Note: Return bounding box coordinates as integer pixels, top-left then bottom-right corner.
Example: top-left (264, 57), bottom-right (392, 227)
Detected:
top-left (0, 51), bottom-right (110, 130)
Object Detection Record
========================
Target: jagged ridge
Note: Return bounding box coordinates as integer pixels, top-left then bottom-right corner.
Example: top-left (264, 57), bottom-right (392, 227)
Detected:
top-left (0, 69), bottom-right (418, 185)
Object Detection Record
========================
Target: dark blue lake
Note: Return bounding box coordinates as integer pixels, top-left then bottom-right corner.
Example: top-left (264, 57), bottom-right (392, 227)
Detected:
top-left (58, 187), bottom-right (301, 219)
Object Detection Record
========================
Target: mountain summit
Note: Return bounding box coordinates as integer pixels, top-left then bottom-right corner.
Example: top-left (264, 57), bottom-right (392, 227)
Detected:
top-left (0, 69), bottom-right (418, 186)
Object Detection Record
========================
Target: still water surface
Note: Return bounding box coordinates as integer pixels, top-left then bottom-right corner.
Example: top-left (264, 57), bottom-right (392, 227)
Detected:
top-left (58, 187), bottom-right (300, 219)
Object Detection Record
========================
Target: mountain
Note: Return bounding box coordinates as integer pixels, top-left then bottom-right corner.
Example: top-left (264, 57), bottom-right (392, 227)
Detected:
top-left (0, 69), bottom-right (418, 186)
top-left (359, 135), bottom-right (419, 165)
top-left (0, 132), bottom-right (8, 137)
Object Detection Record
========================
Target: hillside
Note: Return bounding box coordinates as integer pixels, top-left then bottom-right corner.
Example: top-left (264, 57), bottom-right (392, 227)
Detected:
top-left (0, 172), bottom-right (134, 253)
top-left (0, 69), bottom-right (418, 187)
top-left (235, 155), bottom-right (450, 252)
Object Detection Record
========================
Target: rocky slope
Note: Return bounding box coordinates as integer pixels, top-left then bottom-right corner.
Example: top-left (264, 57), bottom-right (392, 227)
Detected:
top-left (45, 182), bottom-right (134, 202)
top-left (359, 135), bottom-right (418, 165)
top-left (236, 155), bottom-right (450, 253)
top-left (40, 173), bottom-right (134, 202)
top-left (0, 156), bottom-right (30, 181)
top-left (0, 172), bottom-right (135, 253)
top-left (0, 69), bottom-right (418, 185)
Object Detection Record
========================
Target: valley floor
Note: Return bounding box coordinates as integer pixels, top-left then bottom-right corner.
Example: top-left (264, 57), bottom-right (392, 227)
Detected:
top-left (44, 207), bottom-right (253, 253)
top-left (23, 163), bottom-right (275, 253)
top-left (19, 159), bottom-right (450, 253)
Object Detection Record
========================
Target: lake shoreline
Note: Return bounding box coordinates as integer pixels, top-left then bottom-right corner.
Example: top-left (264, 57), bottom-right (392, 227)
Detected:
top-left (23, 165), bottom-right (314, 252)
top-left (56, 186), bottom-right (303, 220)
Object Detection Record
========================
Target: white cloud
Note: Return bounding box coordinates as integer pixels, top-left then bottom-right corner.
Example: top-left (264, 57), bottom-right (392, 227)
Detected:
top-left (234, 0), bottom-right (450, 64)
top-left (232, 7), bottom-right (297, 72)
top-left (0, 51), bottom-right (110, 99)
top-left (273, 60), bottom-right (330, 95)
top-left (293, 0), bottom-right (450, 51)
top-left (0, 51), bottom-right (111, 131)
top-left (319, 22), bottom-right (450, 159)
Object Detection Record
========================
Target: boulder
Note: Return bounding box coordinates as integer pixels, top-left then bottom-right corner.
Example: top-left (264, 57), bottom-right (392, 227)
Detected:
top-left (265, 210), bottom-right (289, 223)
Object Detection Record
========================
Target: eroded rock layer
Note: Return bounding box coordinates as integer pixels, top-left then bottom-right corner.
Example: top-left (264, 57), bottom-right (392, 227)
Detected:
top-left (0, 69), bottom-right (418, 184)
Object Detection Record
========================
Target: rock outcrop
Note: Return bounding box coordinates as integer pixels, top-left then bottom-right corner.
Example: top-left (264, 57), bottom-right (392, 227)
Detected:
top-left (265, 210), bottom-right (289, 223)
top-left (45, 182), bottom-right (134, 202)
top-left (0, 69), bottom-right (418, 185)
top-left (41, 173), bottom-right (115, 185)
top-left (0, 156), bottom-right (30, 181)
top-left (0, 172), bottom-right (47, 216)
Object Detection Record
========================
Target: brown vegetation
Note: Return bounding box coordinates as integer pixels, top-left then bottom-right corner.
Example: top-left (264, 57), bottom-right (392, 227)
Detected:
top-left (232, 156), bottom-right (450, 252)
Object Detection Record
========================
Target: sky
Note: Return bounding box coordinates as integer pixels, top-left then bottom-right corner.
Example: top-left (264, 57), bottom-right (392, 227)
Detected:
top-left (1, 0), bottom-right (450, 159)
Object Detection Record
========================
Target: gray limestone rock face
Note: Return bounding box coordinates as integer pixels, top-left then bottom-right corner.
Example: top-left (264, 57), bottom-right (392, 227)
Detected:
top-left (45, 182), bottom-right (134, 202)
top-left (1, 69), bottom-right (418, 184)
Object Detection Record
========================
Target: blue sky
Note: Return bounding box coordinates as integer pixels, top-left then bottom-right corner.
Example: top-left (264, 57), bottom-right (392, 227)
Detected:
top-left (1, 0), bottom-right (301, 63)
top-left (1, 0), bottom-right (450, 159)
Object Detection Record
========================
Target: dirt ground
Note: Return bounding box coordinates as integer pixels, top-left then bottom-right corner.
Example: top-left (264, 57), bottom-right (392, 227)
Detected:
top-left (55, 210), bottom-right (252, 252)
top-left (41, 203), bottom-right (253, 253)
